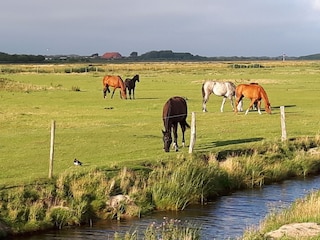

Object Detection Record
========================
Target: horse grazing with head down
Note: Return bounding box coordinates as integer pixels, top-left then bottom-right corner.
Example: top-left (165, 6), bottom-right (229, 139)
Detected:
top-left (102, 75), bottom-right (127, 99)
top-left (235, 84), bottom-right (271, 114)
top-left (202, 80), bottom-right (241, 112)
top-left (162, 96), bottom-right (190, 152)
top-left (125, 74), bottom-right (139, 99)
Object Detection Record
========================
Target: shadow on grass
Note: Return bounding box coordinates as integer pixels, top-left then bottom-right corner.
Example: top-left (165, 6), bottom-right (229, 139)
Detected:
top-left (198, 137), bottom-right (263, 149)
top-left (271, 104), bottom-right (296, 109)
top-left (197, 137), bottom-right (264, 161)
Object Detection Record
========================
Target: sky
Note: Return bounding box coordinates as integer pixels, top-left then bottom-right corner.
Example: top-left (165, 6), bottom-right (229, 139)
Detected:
top-left (1, 0), bottom-right (320, 57)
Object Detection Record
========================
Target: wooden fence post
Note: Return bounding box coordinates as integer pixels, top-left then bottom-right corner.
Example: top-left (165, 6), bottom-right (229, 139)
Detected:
top-left (189, 112), bottom-right (196, 153)
top-left (280, 106), bottom-right (287, 141)
top-left (49, 120), bottom-right (55, 179)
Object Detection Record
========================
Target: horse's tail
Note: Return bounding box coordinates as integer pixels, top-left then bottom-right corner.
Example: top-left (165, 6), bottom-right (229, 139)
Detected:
top-left (201, 82), bottom-right (206, 99)
top-left (229, 82), bottom-right (237, 96)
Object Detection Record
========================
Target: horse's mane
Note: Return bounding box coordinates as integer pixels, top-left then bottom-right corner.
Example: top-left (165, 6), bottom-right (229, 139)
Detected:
top-left (259, 86), bottom-right (270, 106)
top-left (163, 100), bottom-right (172, 132)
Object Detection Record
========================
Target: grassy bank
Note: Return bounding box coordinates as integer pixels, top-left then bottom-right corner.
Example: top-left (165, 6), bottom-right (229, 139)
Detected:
top-left (0, 136), bottom-right (320, 238)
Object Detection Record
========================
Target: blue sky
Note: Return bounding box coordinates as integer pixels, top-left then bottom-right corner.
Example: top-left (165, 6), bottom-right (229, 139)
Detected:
top-left (1, 0), bottom-right (320, 57)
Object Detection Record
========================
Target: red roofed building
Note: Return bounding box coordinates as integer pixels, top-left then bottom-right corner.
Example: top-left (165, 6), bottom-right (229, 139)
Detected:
top-left (101, 52), bottom-right (122, 59)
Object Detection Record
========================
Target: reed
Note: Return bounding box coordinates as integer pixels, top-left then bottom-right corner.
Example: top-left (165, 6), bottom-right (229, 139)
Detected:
top-left (114, 217), bottom-right (201, 240)
top-left (149, 157), bottom-right (225, 210)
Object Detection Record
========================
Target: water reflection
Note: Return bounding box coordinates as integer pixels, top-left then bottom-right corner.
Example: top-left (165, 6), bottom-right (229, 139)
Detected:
top-left (14, 176), bottom-right (320, 240)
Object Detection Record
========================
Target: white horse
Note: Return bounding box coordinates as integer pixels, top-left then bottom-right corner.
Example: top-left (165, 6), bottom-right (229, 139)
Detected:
top-left (202, 80), bottom-right (242, 112)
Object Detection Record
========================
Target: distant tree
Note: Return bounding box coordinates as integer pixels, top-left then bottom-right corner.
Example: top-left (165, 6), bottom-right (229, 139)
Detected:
top-left (130, 52), bottom-right (138, 58)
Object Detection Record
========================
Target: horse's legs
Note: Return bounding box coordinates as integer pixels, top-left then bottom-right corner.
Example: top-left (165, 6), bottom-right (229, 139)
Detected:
top-left (229, 96), bottom-right (235, 111)
top-left (202, 94), bottom-right (209, 112)
top-left (181, 123), bottom-right (186, 147)
top-left (245, 99), bottom-right (258, 115)
top-left (220, 97), bottom-right (227, 112)
top-left (128, 89), bottom-right (132, 99)
top-left (257, 100), bottom-right (262, 114)
top-left (132, 88), bottom-right (135, 99)
top-left (237, 100), bottom-right (243, 112)
top-left (111, 88), bottom-right (117, 99)
top-left (235, 96), bottom-right (243, 113)
top-left (103, 87), bottom-right (107, 98)
top-left (172, 123), bottom-right (179, 151)
top-left (103, 86), bottom-right (110, 98)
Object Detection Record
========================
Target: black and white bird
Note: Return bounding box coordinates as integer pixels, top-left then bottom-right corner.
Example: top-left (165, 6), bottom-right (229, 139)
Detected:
top-left (73, 159), bottom-right (82, 166)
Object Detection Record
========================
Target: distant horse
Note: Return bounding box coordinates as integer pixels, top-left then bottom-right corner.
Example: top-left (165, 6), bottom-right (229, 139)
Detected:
top-left (235, 84), bottom-right (271, 114)
top-left (202, 80), bottom-right (241, 112)
top-left (125, 74), bottom-right (139, 99)
top-left (162, 96), bottom-right (190, 152)
top-left (102, 75), bottom-right (127, 99)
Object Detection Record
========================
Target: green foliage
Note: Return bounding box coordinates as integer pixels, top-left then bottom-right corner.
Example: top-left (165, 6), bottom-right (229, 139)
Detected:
top-left (149, 158), bottom-right (226, 210)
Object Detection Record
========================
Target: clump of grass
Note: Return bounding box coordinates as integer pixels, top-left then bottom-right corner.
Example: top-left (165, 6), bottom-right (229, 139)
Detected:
top-left (71, 86), bottom-right (81, 91)
top-left (0, 78), bottom-right (46, 92)
top-left (114, 217), bottom-right (201, 240)
top-left (144, 217), bottom-right (201, 240)
top-left (149, 158), bottom-right (226, 210)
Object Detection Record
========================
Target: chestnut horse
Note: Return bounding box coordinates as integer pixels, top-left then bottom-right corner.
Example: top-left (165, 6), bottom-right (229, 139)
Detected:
top-left (235, 84), bottom-right (271, 114)
top-left (162, 96), bottom-right (190, 152)
top-left (102, 75), bottom-right (127, 99)
top-left (125, 74), bottom-right (139, 99)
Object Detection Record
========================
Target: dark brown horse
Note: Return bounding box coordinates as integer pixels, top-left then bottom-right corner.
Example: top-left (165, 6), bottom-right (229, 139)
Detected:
top-left (102, 75), bottom-right (127, 99)
top-left (235, 84), bottom-right (271, 114)
top-left (125, 74), bottom-right (139, 99)
top-left (162, 96), bottom-right (190, 152)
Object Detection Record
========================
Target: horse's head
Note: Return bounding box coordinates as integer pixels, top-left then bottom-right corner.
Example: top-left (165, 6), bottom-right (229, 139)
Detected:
top-left (162, 130), bottom-right (172, 152)
top-left (120, 82), bottom-right (127, 99)
top-left (266, 104), bottom-right (272, 114)
top-left (135, 75), bottom-right (140, 82)
top-left (122, 88), bottom-right (127, 99)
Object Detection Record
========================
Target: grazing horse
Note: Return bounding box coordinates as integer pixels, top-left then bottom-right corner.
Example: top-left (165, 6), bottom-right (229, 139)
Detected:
top-left (235, 84), bottom-right (271, 114)
top-left (125, 74), bottom-right (139, 99)
top-left (162, 96), bottom-right (190, 152)
top-left (102, 75), bottom-right (127, 99)
top-left (202, 80), bottom-right (241, 112)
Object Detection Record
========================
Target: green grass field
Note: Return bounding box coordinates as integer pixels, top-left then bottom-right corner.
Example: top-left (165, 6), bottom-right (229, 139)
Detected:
top-left (1, 61), bottom-right (320, 186)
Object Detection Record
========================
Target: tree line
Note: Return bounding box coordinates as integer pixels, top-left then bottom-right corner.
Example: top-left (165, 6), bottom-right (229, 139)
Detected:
top-left (0, 52), bottom-right (45, 63)
top-left (1, 50), bottom-right (319, 63)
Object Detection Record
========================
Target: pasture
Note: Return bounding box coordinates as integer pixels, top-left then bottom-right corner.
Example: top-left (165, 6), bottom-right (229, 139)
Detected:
top-left (1, 61), bottom-right (320, 186)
